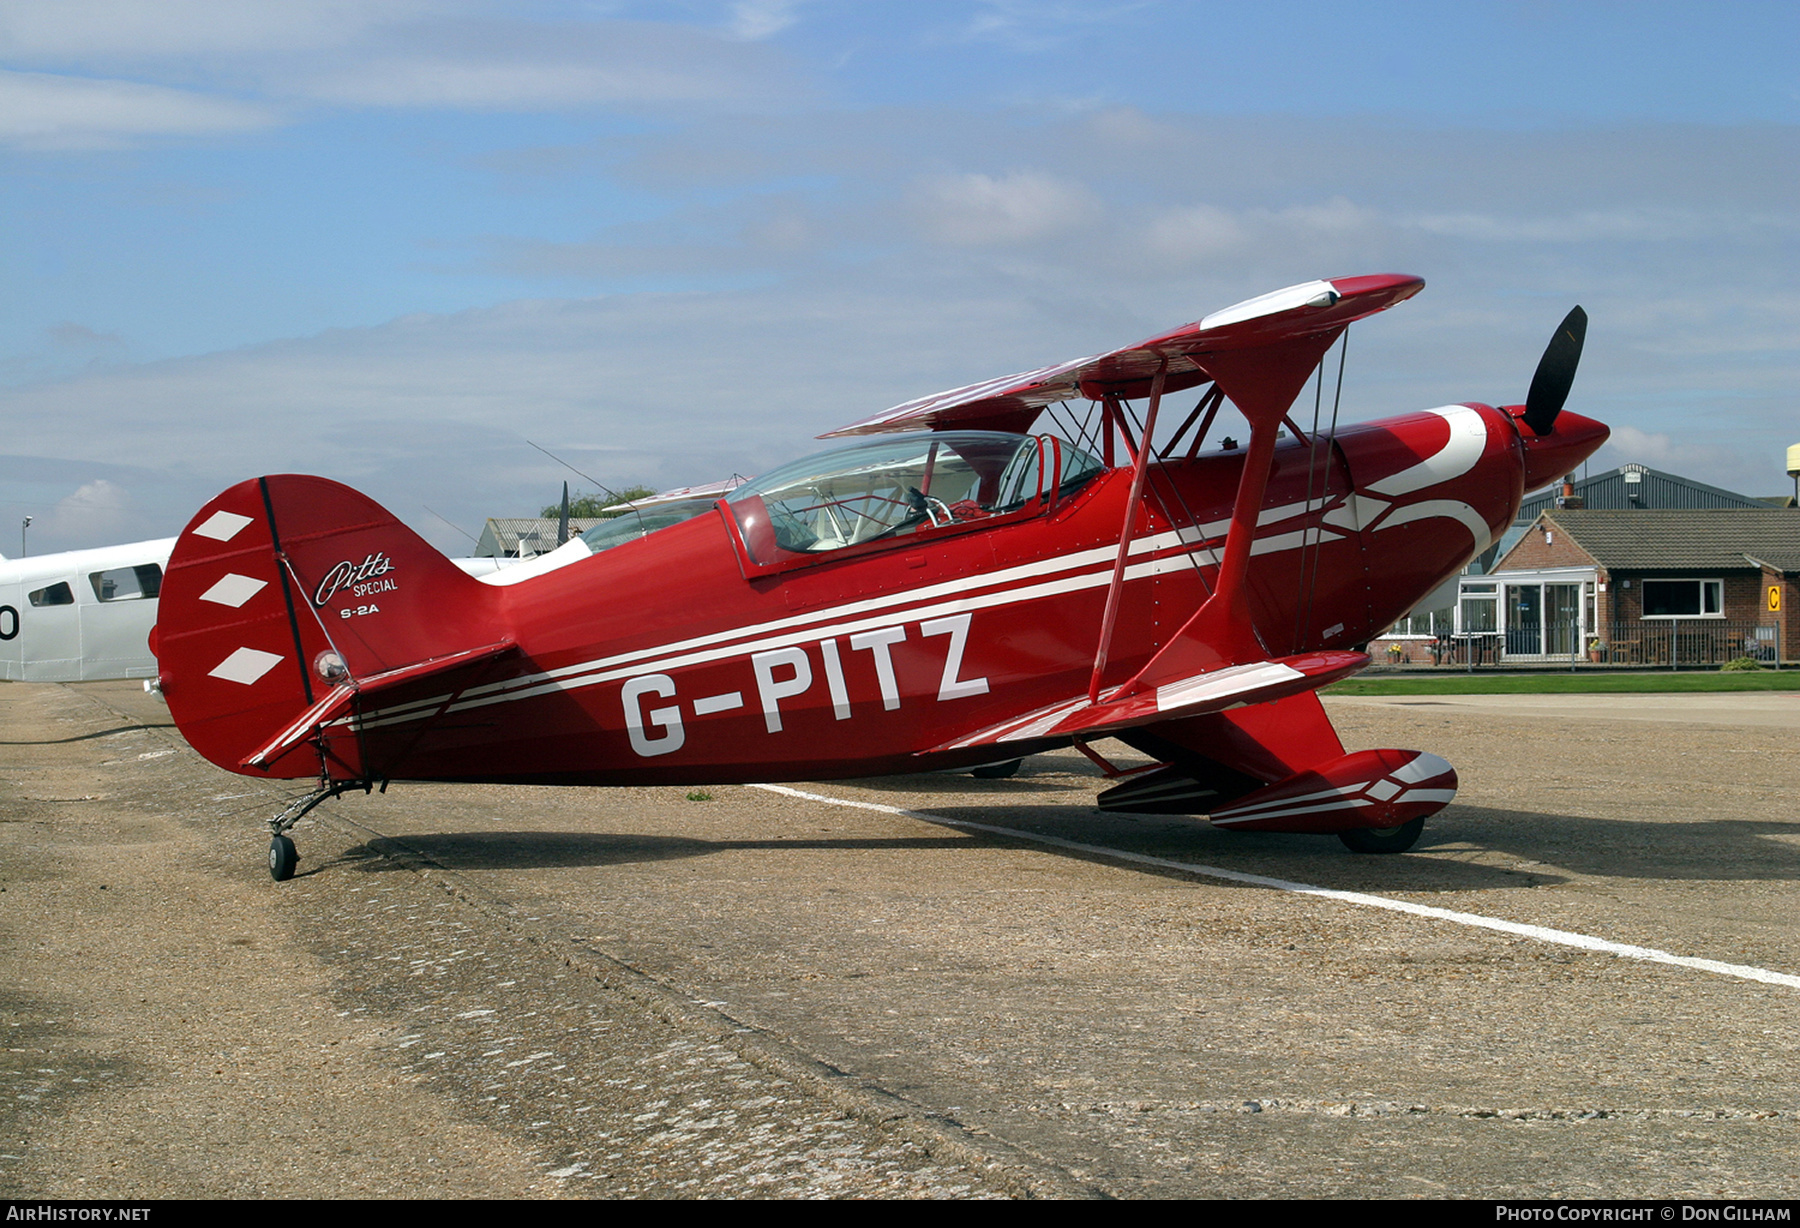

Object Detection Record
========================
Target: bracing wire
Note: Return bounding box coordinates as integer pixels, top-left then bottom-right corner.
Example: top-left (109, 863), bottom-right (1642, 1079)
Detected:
top-left (1295, 328), bottom-right (1350, 647)
top-left (1048, 400), bottom-right (1105, 459)
top-left (525, 439), bottom-right (647, 536)
top-left (1292, 355), bottom-right (1330, 650)
top-left (1120, 397), bottom-right (1217, 598)
top-left (1157, 386), bottom-right (1218, 460)
top-left (422, 505), bottom-right (480, 545)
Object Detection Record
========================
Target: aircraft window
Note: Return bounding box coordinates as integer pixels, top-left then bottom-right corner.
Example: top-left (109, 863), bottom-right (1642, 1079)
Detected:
top-left (727, 431), bottom-right (1102, 565)
top-left (579, 498), bottom-right (719, 554)
top-left (89, 564), bottom-right (163, 602)
top-left (29, 582), bottom-right (74, 607)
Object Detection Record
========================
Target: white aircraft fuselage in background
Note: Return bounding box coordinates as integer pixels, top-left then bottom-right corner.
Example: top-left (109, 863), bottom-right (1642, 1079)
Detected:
top-left (0, 538), bottom-right (529, 683)
top-left (0, 539), bottom-right (175, 682)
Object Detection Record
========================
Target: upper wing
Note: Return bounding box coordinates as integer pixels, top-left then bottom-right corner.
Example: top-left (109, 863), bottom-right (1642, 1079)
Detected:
top-left (604, 477), bottom-right (747, 510)
top-left (821, 274), bottom-right (1423, 439)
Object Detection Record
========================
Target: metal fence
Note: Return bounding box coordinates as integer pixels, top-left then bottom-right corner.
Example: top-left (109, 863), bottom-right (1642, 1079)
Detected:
top-left (1377, 619), bottom-right (1783, 670)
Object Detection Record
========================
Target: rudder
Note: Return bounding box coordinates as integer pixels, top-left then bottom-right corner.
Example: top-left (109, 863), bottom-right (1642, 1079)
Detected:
top-left (157, 475), bottom-right (504, 779)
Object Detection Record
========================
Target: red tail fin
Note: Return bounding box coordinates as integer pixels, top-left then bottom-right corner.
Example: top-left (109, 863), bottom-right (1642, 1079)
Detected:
top-left (157, 476), bottom-right (503, 779)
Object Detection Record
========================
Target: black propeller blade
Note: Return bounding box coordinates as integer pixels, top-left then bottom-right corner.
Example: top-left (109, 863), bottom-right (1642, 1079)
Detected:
top-left (1521, 305), bottom-right (1587, 436)
top-left (557, 481), bottom-right (571, 547)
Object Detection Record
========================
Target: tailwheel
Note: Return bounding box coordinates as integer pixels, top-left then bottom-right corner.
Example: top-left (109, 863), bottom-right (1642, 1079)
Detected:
top-left (264, 777), bottom-right (373, 883)
top-left (1338, 818), bottom-right (1425, 855)
top-left (269, 834), bottom-right (299, 881)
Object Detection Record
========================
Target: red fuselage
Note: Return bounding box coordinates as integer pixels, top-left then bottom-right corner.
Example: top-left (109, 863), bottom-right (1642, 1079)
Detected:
top-left (295, 401), bottom-right (1598, 786)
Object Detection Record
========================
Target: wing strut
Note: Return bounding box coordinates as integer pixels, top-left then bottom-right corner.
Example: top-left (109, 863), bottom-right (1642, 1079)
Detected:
top-left (1112, 327), bottom-right (1348, 694)
top-left (1088, 360), bottom-right (1168, 703)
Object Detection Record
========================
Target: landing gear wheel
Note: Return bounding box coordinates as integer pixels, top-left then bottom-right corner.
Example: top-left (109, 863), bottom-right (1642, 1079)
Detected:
top-left (1338, 817), bottom-right (1425, 855)
top-left (971, 758), bottom-right (1022, 780)
top-left (269, 834), bottom-right (299, 881)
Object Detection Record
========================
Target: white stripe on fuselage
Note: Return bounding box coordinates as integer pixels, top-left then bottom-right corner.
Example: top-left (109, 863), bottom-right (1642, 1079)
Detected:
top-left (1365, 405), bottom-right (1488, 497)
top-left (343, 483), bottom-right (1389, 734)
top-left (348, 546), bottom-right (1211, 732)
top-left (345, 528), bottom-right (1201, 730)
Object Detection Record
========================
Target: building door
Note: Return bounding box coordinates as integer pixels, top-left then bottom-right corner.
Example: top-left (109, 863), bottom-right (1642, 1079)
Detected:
top-left (1506, 584), bottom-right (1541, 655)
top-left (1546, 582), bottom-right (1582, 656)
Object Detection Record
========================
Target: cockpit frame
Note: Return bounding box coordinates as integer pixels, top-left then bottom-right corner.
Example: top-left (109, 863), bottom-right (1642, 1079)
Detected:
top-left (720, 431), bottom-right (1103, 580)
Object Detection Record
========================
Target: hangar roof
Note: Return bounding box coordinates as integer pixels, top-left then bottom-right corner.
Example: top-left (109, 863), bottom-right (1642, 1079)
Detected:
top-left (1518, 463), bottom-right (1772, 519)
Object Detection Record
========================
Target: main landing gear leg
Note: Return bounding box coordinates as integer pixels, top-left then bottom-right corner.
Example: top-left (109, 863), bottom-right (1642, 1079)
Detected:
top-left (266, 779), bottom-right (373, 881)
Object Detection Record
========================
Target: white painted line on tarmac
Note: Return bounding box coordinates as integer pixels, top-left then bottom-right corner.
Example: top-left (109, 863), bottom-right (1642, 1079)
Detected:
top-left (752, 783), bottom-right (1800, 993)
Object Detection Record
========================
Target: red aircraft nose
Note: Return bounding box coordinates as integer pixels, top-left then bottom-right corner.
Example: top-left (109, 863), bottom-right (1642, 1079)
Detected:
top-left (1514, 407), bottom-right (1609, 491)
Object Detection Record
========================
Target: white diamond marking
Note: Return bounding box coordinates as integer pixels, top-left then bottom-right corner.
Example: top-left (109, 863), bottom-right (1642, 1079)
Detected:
top-left (199, 573), bottom-right (267, 608)
top-left (208, 647), bottom-right (283, 686)
top-left (194, 510), bottom-right (253, 541)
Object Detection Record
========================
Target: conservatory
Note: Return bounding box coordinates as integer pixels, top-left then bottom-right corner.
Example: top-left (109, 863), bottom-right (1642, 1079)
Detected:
top-left (1454, 566), bottom-right (1600, 662)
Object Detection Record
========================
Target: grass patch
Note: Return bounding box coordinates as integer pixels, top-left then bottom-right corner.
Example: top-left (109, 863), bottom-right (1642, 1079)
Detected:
top-left (686, 789), bottom-right (713, 802)
top-left (1329, 671), bottom-right (1800, 695)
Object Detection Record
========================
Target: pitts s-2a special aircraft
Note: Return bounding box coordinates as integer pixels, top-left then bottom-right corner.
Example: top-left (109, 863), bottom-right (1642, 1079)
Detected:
top-left (152, 274), bottom-right (1606, 879)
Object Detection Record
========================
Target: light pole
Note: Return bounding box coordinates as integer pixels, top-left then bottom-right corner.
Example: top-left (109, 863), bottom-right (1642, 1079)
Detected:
top-left (20, 516), bottom-right (30, 558)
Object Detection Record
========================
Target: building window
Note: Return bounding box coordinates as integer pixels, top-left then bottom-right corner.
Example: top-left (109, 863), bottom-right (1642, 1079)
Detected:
top-left (1392, 609), bottom-right (1451, 637)
top-left (1459, 583), bottom-right (1497, 635)
top-left (1641, 579), bottom-right (1723, 618)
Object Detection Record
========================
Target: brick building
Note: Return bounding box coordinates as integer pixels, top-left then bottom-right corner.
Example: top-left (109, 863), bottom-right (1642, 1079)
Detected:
top-left (1454, 508), bottom-right (1799, 665)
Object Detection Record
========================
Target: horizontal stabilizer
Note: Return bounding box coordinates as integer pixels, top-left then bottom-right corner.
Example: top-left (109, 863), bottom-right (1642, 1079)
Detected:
top-left (242, 639), bottom-right (518, 770)
top-left (931, 649), bottom-right (1367, 753)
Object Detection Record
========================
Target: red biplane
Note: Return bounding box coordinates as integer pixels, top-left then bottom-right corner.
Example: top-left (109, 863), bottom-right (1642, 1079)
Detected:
top-left (152, 274), bottom-right (1606, 880)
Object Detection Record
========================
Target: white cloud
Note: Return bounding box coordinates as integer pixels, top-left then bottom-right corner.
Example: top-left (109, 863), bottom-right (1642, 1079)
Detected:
top-left (1282, 196), bottom-right (1379, 234)
top-left (2, 6), bottom-right (802, 125)
top-left (6, 252), bottom-right (1796, 554)
top-left (1600, 424), bottom-right (1682, 467)
top-left (1409, 208), bottom-right (1742, 244)
top-left (910, 171), bottom-right (1100, 245)
top-left (956, 1), bottom-right (1146, 54)
top-left (0, 0), bottom-right (422, 58)
top-left (1141, 203), bottom-right (1249, 261)
top-left (42, 478), bottom-right (132, 542)
top-left (314, 58), bottom-right (679, 108)
top-left (0, 69), bottom-right (276, 148)
top-left (1588, 425), bottom-right (1779, 496)
top-left (1, 322), bottom-right (131, 386)
top-left (1139, 197), bottom-right (1382, 265)
top-left (726, 0), bottom-right (802, 41)
top-left (299, 20), bottom-right (801, 109)
top-left (3, 97), bottom-right (1795, 548)
top-left (0, 284), bottom-right (1150, 552)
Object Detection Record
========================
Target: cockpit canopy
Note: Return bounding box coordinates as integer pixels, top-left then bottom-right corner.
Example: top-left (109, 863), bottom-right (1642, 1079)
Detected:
top-left (579, 497), bottom-right (720, 554)
top-left (727, 431), bottom-right (1102, 566)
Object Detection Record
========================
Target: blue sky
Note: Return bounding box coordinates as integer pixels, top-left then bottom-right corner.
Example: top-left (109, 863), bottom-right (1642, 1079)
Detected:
top-left (2, 0), bottom-right (1795, 552)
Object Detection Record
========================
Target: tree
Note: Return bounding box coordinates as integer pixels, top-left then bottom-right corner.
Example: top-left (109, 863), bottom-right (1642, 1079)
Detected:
top-left (541, 486), bottom-right (657, 518)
